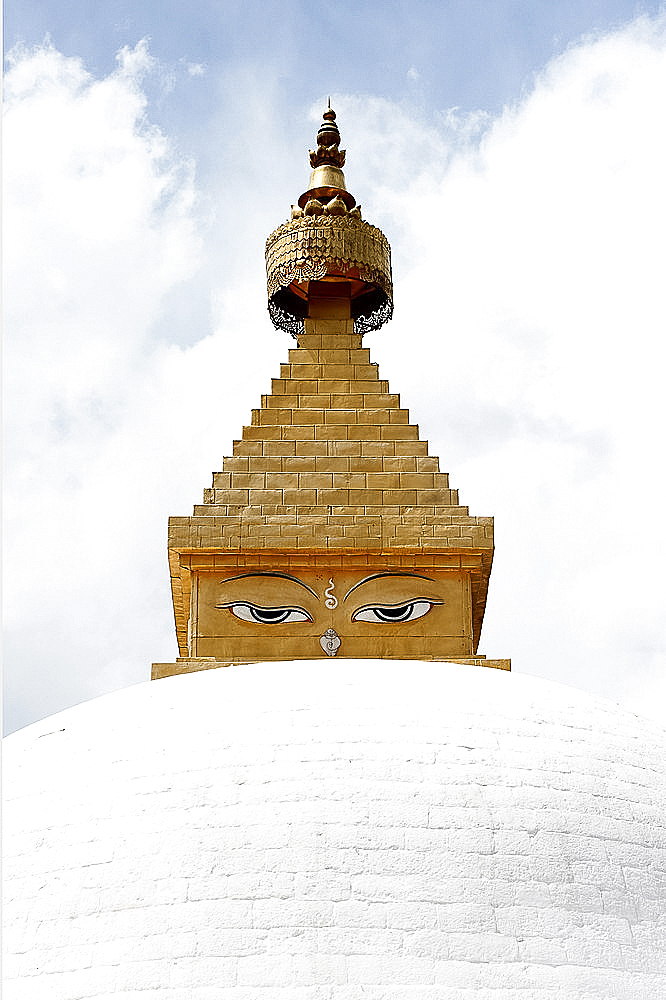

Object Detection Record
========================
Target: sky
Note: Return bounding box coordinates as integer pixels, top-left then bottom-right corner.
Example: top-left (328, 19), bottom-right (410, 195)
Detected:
top-left (4, 1), bottom-right (666, 735)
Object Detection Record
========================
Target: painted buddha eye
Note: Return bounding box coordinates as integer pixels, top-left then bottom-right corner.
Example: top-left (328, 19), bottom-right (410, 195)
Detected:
top-left (352, 601), bottom-right (435, 623)
top-left (225, 603), bottom-right (312, 625)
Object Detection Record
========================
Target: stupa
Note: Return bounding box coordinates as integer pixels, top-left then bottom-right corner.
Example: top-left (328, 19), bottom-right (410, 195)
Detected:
top-left (156, 104), bottom-right (507, 679)
top-left (4, 108), bottom-right (665, 999)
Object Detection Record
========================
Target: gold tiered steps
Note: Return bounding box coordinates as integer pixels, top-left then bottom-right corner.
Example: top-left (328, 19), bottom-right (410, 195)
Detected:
top-left (167, 316), bottom-right (494, 659)
top-left (189, 324), bottom-right (484, 551)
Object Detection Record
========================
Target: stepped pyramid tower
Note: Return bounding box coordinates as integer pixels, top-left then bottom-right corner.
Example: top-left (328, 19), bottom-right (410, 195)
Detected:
top-left (155, 106), bottom-right (508, 678)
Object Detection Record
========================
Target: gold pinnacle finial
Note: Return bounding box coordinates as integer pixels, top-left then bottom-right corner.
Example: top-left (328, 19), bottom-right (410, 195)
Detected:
top-left (264, 104), bottom-right (394, 338)
top-left (310, 103), bottom-right (345, 169)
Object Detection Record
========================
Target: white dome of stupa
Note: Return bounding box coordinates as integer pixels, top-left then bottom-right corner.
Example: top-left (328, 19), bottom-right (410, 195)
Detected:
top-left (4, 659), bottom-right (666, 999)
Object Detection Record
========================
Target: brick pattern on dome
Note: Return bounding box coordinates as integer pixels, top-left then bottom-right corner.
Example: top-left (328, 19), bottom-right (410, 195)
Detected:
top-left (4, 662), bottom-right (666, 998)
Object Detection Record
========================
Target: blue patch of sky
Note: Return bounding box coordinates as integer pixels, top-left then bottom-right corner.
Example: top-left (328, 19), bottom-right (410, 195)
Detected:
top-left (7, 1), bottom-right (663, 116)
top-left (6, 0), bottom-right (663, 345)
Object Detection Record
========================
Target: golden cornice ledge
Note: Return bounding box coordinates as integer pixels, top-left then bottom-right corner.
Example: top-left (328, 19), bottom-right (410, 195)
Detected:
top-left (266, 214), bottom-right (393, 337)
top-left (266, 214), bottom-right (393, 302)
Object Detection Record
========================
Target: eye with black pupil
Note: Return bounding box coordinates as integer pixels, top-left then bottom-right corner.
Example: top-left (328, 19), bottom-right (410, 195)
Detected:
top-left (249, 607), bottom-right (294, 624)
top-left (223, 603), bottom-right (312, 624)
top-left (373, 604), bottom-right (415, 622)
top-left (352, 600), bottom-right (435, 624)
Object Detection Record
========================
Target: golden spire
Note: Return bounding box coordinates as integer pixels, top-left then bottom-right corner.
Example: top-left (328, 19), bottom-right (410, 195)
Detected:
top-left (265, 105), bottom-right (393, 337)
top-left (309, 100), bottom-right (346, 168)
top-left (297, 103), bottom-right (355, 211)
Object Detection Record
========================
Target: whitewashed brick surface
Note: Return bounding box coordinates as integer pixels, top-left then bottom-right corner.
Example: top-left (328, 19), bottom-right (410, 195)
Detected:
top-left (3, 659), bottom-right (666, 999)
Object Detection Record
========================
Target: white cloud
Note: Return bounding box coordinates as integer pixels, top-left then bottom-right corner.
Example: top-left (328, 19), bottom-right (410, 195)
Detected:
top-left (348, 16), bottom-right (666, 721)
top-left (3, 42), bottom-right (205, 729)
top-left (5, 16), bottom-right (666, 732)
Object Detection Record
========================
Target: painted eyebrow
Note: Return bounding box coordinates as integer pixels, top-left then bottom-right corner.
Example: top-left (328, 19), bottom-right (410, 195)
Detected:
top-left (344, 573), bottom-right (435, 602)
top-left (217, 572), bottom-right (319, 600)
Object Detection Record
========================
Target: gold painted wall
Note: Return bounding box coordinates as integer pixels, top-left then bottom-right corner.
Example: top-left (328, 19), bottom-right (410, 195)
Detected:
top-left (192, 564), bottom-right (472, 662)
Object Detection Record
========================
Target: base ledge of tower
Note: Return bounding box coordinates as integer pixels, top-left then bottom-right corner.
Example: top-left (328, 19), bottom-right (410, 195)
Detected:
top-left (151, 655), bottom-right (511, 681)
